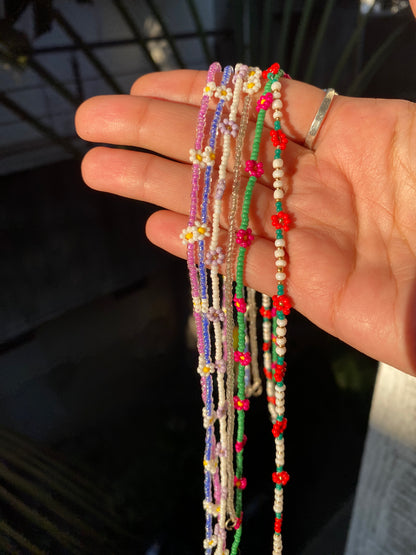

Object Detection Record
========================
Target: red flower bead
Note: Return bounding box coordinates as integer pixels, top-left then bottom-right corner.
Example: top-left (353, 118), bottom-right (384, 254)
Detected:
top-left (271, 211), bottom-right (291, 232)
top-left (272, 361), bottom-right (287, 382)
top-left (262, 63), bottom-right (280, 79)
top-left (236, 227), bottom-right (254, 248)
top-left (234, 476), bottom-right (247, 490)
top-left (234, 351), bottom-right (252, 366)
top-left (272, 294), bottom-right (292, 315)
top-left (234, 294), bottom-right (247, 313)
top-left (272, 470), bottom-right (290, 485)
top-left (234, 513), bottom-right (243, 530)
top-left (235, 434), bottom-right (248, 452)
top-left (263, 367), bottom-right (272, 380)
top-left (256, 92), bottom-right (273, 112)
top-left (260, 306), bottom-right (272, 319)
top-left (274, 517), bottom-right (283, 534)
top-left (272, 417), bottom-right (287, 438)
top-left (245, 160), bottom-right (264, 178)
top-left (270, 129), bottom-right (288, 150)
top-left (263, 342), bottom-right (271, 352)
top-left (234, 395), bottom-right (250, 411)
top-left (267, 396), bottom-right (276, 405)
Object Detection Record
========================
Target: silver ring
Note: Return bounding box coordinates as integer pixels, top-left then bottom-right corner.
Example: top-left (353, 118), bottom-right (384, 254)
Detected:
top-left (304, 88), bottom-right (338, 149)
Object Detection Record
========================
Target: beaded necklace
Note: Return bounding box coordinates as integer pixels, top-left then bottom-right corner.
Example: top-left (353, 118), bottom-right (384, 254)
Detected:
top-left (183, 62), bottom-right (290, 554)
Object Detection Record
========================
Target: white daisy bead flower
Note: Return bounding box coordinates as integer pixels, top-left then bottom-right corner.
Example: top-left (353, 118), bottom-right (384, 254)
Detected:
top-left (201, 145), bottom-right (216, 167)
top-left (180, 225), bottom-right (197, 244)
top-left (203, 80), bottom-right (217, 97)
top-left (193, 221), bottom-right (211, 241)
top-left (214, 85), bottom-right (233, 102)
top-left (189, 148), bottom-right (205, 167)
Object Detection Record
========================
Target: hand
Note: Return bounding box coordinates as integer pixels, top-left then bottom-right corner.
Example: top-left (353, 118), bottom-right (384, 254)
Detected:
top-left (75, 69), bottom-right (416, 376)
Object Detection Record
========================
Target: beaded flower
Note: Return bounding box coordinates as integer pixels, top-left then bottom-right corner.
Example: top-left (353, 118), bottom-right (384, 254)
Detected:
top-left (245, 159), bottom-right (264, 178)
top-left (219, 118), bottom-right (239, 137)
top-left (215, 359), bottom-right (226, 374)
top-left (233, 63), bottom-right (249, 82)
top-left (236, 227), bottom-right (254, 248)
top-left (205, 246), bottom-right (225, 266)
top-left (256, 92), bottom-right (274, 112)
top-left (207, 307), bottom-right (225, 323)
top-left (272, 361), bottom-right (287, 382)
top-left (197, 362), bottom-right (215, 376)
top-left (193, 221), bottom-right (211, 241)
top-left (234, 351), bottom-right (252, 366)
top-left (201, 145), bottom-right (216, 167)
top-left (202, 407), bottom-right (216, 428)
top-left (243, 68), bottom-right (262, 94)
top-left (203, 500), bottom-right (221, 515)
top-left (260, 306), bottom-right (272, 319)
top-left (272, 294), bottom-right (292, 315)
top-left (233, 396), bottom-right (250, 411)
top-left (203, 458), bottom-right (218, 474)
top-left (271, 211), bottom-right (291, 231)
top-left (215, 85), bottom-right (233, 102)
top-left (271, 128), bottom-right (288, 150)
top-left (234, 513), bottom-right (243, 530)
top-left (247, 66), bottom-right (262, 80)
top-left (214, 178), bottom-right (226, 200)
top-left (189, 148), bottom-right (204, 166)
top-left (262, 62), bottom-right (280, 79)
top-left (272, 418), bottom-right (288, 438)
top-left (234, 476), bottom-right (247, 490)
top-left (235, 434), bottom-right (247, 453)
top-left (203, 536), bottom-right (218, 549)
top-left (272, 470), bottom-right (290, 486)
top-left (217, 403), bottom-right (228, 419)
top-left (233, 294), bottom-right (247, 313)
top-left (203, 81), bottom-right (217, 97)
top-left (180, 225), bottom-right (197, 244)
top-left (274, 518), bottom-right (283, 534)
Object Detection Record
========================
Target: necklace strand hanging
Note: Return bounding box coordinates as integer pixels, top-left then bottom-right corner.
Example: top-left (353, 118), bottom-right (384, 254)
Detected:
top-left (182, 62), bottom-right (291, 554)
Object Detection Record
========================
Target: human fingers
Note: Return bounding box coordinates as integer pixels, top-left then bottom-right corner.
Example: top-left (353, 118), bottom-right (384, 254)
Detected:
top-left (81, 146), bottom-right (282, 240)
top-left (76, 94), bottom-right (302, 184)
top-left (75, 94), bottom-right (200, 164)
top-left (130, 69), bottom-right (337, 146)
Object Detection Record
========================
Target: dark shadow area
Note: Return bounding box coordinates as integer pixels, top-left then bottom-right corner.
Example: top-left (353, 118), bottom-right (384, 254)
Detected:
top-left (0, 160), bottom-right (377, 552)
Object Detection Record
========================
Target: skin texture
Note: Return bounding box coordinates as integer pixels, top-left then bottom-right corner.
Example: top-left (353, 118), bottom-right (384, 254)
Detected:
top-left (75, 66), bottom-right (416, 376)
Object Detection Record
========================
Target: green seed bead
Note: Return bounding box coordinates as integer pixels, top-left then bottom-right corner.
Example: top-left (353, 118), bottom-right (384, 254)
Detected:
top-left (275, 201), bottom-right (282, 211)
top-left (278, 284), bottom-right (285, 295)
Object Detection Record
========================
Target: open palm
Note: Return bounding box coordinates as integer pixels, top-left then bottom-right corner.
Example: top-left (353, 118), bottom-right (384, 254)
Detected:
top-left (75, 70), bottom-right (416, 375)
